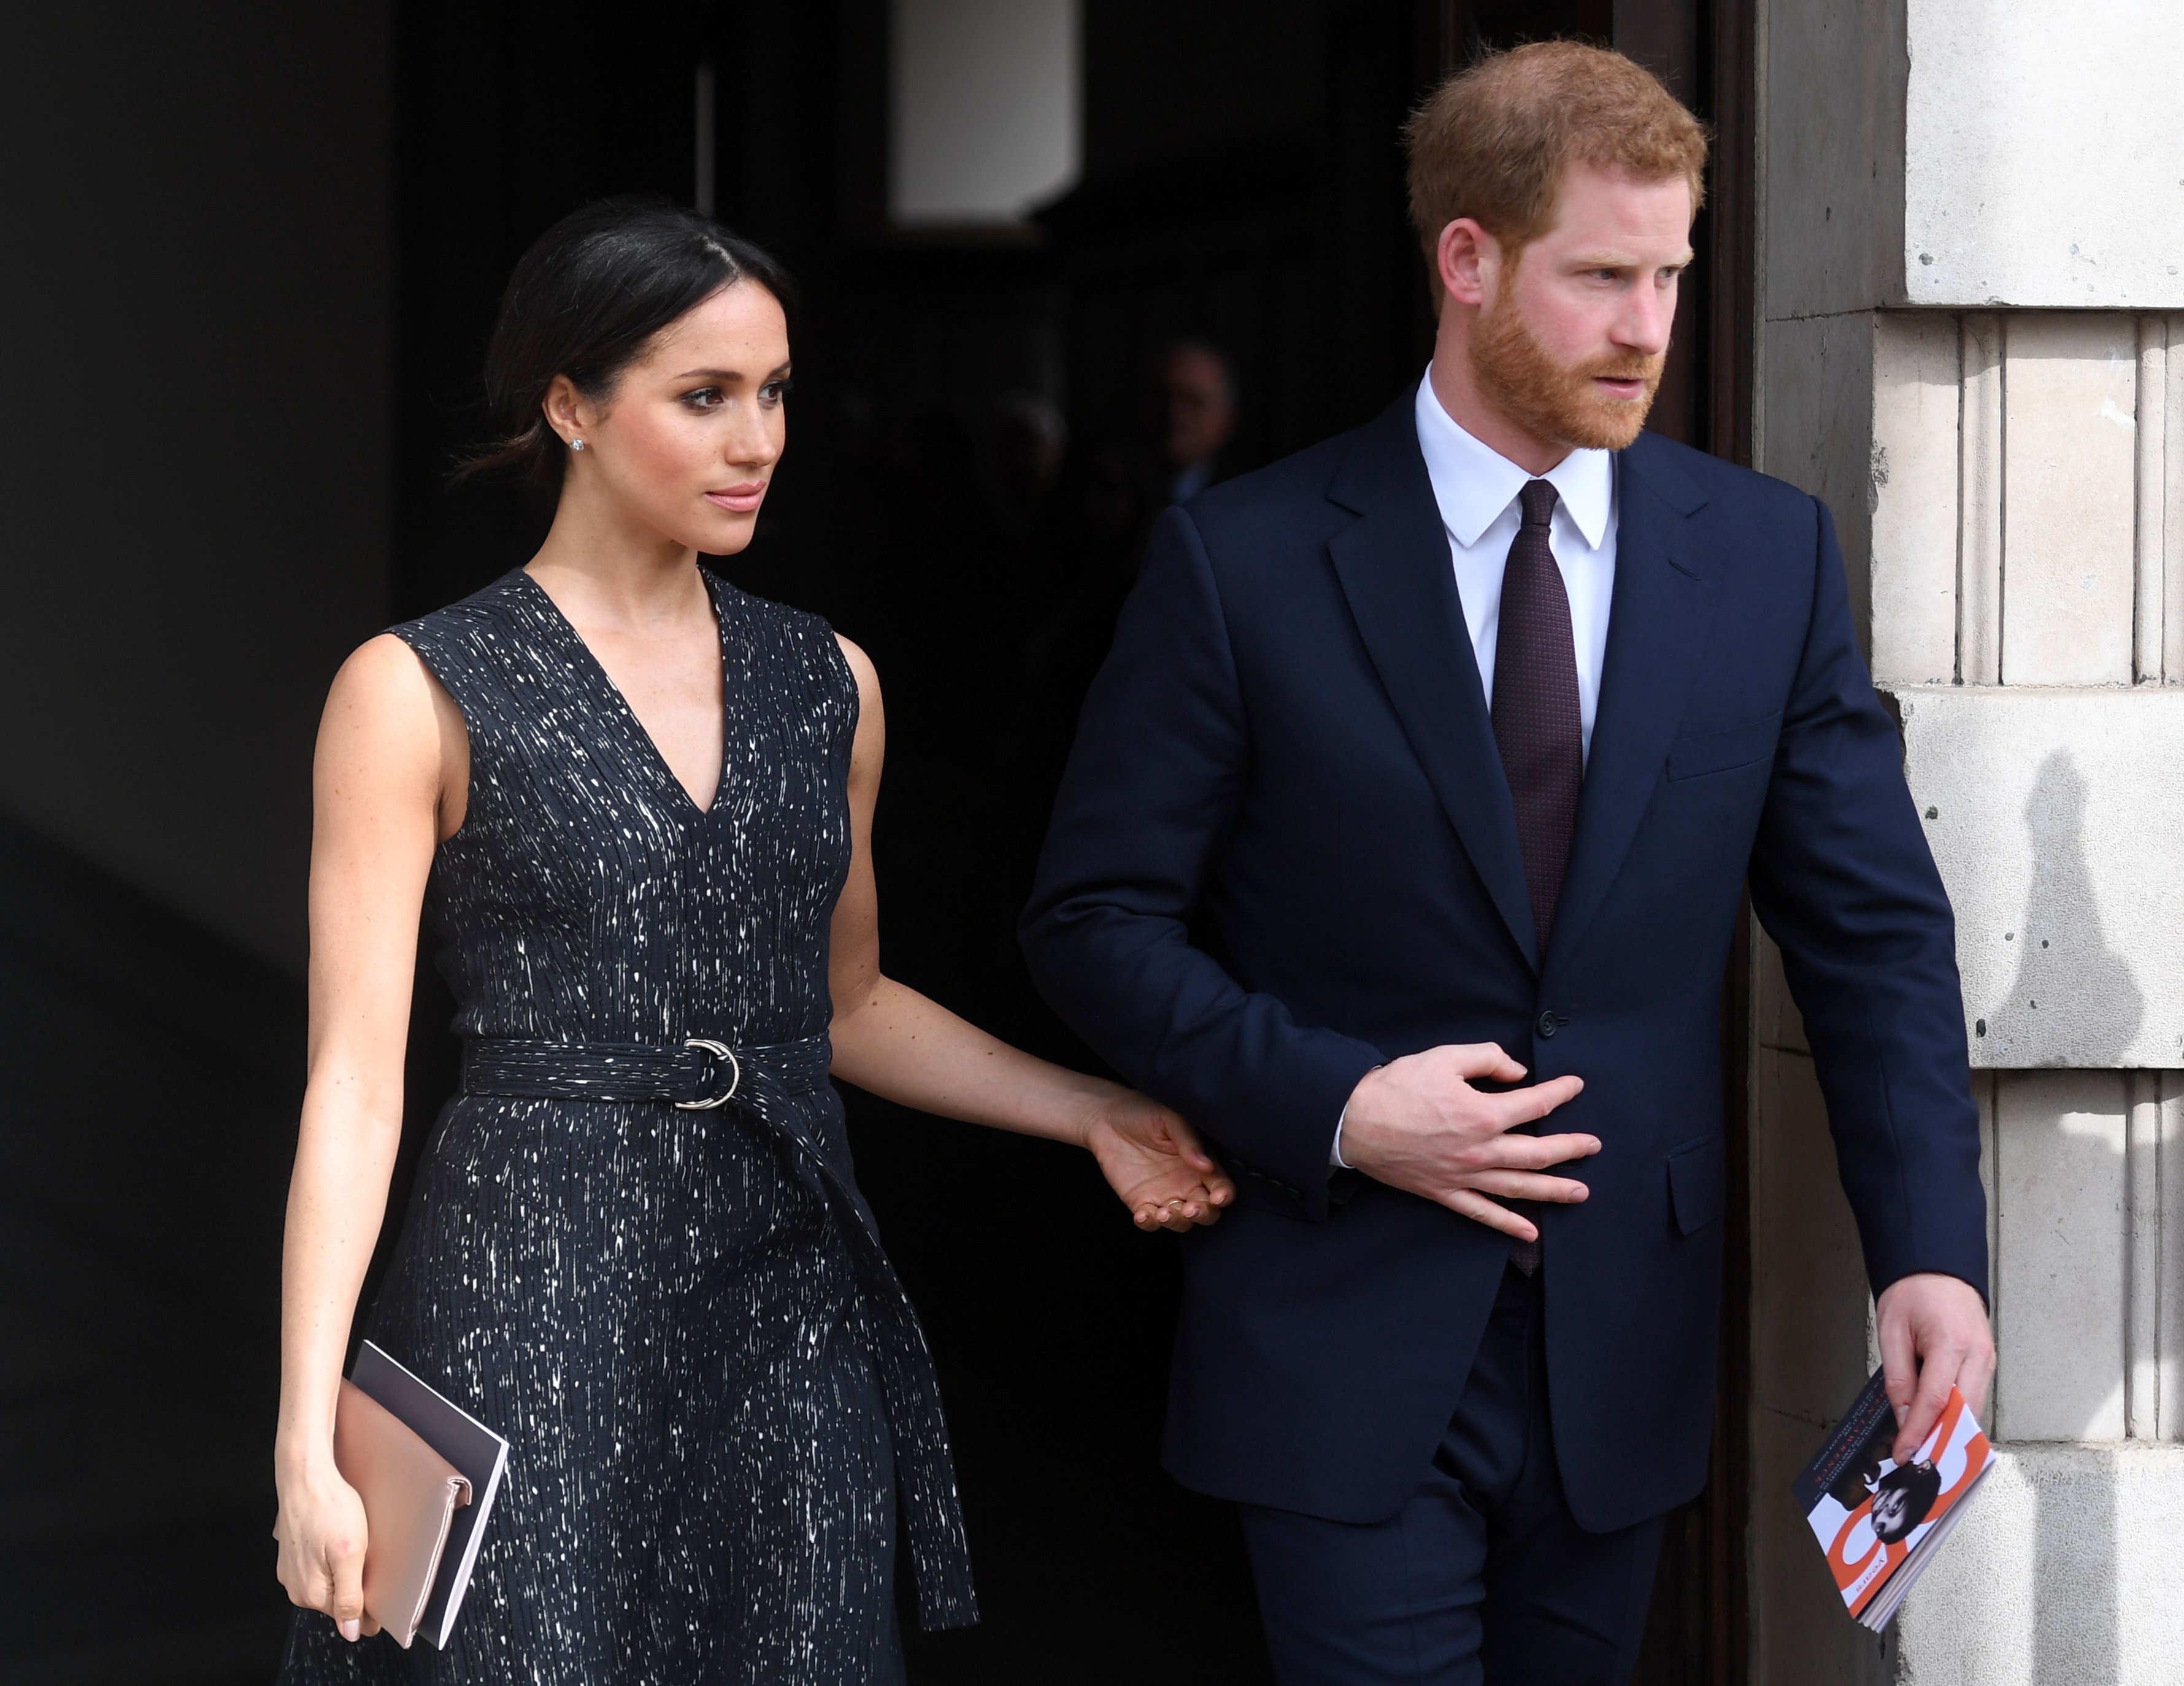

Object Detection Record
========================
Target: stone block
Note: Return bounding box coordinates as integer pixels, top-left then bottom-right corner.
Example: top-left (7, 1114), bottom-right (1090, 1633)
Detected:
top-left (1993, 1071), bottom-right (2127, 1443)
top-left (1869, 314), bottom-right (1963, 686)
top-left (1894, 685), bottom-right (2184, 1069)
top-left (1905, 0), bottom-right (2184, 310)
top-left (1999, 315), bottom-right (2139, 685)
top-left (1894, 1443), bottom-right (2184, 1684)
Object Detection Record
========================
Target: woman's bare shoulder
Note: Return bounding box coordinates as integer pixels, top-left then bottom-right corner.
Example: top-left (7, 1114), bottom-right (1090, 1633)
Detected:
top-left (832, 631), bottom-right (880, 696)
top-left (321, 634), bottom-right (461, 766)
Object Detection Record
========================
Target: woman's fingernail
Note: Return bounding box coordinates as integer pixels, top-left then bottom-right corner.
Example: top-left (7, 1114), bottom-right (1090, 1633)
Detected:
top-left (340, 1619), bottom-right (361, 1642)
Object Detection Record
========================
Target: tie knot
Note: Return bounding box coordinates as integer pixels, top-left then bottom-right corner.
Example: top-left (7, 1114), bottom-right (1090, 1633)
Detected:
top-left (1519, 479), bottom-right (1557, 530)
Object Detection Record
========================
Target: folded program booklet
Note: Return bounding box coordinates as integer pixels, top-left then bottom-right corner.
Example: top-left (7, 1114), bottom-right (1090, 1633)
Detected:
top-left (1793, 1367), bottom-right (1993, 1632)
top-left (347, 1341), bottom-right (511, 1650)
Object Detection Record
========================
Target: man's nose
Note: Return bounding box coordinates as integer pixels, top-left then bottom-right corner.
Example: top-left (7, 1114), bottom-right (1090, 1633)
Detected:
top-left (1617, 285), bottom-right (1678, 357)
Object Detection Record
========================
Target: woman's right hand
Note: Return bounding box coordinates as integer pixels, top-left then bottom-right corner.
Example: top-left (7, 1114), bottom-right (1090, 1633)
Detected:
top-left (274, 1461), bottom-right (375, 1641)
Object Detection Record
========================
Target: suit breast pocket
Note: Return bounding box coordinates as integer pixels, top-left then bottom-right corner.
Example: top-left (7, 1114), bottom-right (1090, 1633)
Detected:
top-left (1666, 710), bottom-right (1783, 782)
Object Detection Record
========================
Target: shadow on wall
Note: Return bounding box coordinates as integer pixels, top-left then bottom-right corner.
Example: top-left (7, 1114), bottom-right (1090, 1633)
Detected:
top-left (1990, 749), bottom-right (2128, 1677)
top-left (0, 816), bottom-right (299, 1684)
top-left (1986, 749), bottom-right (2144, 1064)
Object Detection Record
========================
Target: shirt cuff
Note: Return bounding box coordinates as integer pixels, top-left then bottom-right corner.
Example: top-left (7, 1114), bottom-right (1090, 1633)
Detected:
top-left (1331, 1102), bottom-right (1353, 1168)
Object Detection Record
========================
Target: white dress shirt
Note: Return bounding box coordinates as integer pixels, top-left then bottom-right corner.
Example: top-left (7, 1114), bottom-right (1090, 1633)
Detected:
top-left (1331, 372), bottom-right (1621, 1167)
top-left (1412, 370), bottom-right (1618, 758)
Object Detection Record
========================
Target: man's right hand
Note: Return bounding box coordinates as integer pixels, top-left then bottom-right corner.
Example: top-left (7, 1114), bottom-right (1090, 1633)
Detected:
top-left (1337, 1044), bottom-right (1596, 1239)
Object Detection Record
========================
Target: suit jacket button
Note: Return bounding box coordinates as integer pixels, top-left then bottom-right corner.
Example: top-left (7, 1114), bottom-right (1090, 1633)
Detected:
top-left (1537, 1011), bottom-right (1561, 1037)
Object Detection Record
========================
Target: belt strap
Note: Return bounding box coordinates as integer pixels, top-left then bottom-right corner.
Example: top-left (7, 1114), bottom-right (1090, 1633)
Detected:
top-left (461, 1034), bottom-right (830, 1108)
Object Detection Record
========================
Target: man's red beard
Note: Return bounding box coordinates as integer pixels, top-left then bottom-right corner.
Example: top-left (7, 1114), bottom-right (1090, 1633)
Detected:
top-left (1470, 294), bottom-right (1664, 452)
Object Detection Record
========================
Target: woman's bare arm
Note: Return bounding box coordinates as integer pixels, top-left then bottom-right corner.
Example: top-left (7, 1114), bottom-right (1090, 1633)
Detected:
top-left (273, 634), bottom-right (466, 1640)
top-left (825, 637), bottom-right (1232, 1228)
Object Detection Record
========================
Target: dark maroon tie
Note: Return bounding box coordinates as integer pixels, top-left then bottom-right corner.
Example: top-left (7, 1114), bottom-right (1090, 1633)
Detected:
top-left (1491, 479), bottom-right (1582, 955)
top-left (1490, 479), bottom-right (1580, 1280)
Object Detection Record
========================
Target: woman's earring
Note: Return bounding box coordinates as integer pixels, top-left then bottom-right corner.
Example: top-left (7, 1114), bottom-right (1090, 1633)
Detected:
top-left (571, 437), bottom-right (586, 452)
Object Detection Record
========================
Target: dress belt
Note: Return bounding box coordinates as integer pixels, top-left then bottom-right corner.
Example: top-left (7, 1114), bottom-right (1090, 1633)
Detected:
top-left (461, 1034), bottom-right (831, 1109)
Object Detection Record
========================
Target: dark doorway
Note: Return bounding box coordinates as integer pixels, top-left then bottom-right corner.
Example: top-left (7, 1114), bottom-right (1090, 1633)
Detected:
top-left (388, 2), bottom-right (1754, 1682)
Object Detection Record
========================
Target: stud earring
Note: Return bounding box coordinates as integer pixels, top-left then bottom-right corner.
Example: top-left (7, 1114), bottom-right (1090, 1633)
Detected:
top-left (571, 437), bottom-right (586, 452)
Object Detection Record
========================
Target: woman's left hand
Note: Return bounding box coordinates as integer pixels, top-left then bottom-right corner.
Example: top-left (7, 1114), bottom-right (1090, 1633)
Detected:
top-left (1083, 1090), bottom-right (1236, 1231)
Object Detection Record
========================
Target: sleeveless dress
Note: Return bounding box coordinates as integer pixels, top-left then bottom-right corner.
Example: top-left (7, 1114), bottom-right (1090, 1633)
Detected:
top-left (279, 569), bottom-right (975, 1685)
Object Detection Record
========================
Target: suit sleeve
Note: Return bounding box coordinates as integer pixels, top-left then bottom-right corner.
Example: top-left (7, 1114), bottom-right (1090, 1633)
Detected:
top-left (1748, 497), bottom-right (1990, 1302)
top-left (1018, 506), bottom-right (1383, 1219)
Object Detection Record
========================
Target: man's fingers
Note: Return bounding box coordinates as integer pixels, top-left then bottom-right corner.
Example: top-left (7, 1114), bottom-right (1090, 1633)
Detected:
top-left (1446, 1042), bottom-right (1530, 1084)
top-left (1965, 1348), bottom-right (1998, 1422)
top-left (1463, 1169), bottom-right (1590, 1204)
top-left (1877, 1302), bottom-right (1924, 1458)
top-left (1439, 1188), bottom-right (1537, 1241)
top-left (1877, 1307), bottom-right (1919, 1413)
top-left (1483, 1130), bottom-right (1601, 1170)
top-left (1492, 1076), bottom-right (1586, 1128)
top-left (1895, 1341), bottom-right (1963, 1462)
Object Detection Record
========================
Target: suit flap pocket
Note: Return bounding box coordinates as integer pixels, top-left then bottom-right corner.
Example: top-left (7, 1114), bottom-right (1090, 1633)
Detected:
top-left (1667, 1136), bottom-right (1726, 1236)
top-left (1667, 711), bottom-right (1783, 781)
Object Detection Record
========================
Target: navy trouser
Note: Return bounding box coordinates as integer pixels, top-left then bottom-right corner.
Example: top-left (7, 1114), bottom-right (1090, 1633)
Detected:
top-left (1236, 1264), bottom-right (1664, 1685)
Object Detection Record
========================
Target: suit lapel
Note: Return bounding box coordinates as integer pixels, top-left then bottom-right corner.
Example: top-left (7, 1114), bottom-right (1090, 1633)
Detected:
top-left (1326, 399), bottom-right (1539, 969)
top-left (1543, 435), bottom-right (1715, 977)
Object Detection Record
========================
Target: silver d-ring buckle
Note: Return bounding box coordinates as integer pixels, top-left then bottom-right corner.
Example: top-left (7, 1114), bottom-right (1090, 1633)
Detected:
top-left (674, 1037), bottom-right (740, 1109)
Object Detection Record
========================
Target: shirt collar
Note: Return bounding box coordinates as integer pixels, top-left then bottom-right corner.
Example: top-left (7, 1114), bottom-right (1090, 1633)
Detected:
top-left (1412, 369), bottom-right (1614, 551)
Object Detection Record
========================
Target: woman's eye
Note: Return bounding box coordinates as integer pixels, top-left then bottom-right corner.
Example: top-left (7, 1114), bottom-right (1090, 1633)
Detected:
top-left (760, 378), bottom-right (793, 405)
top-left (683, 387), bottom-right (724, 411)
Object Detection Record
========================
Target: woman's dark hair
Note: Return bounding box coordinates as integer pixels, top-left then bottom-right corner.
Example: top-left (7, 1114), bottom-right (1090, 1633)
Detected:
top-left (459, 198), bottom-right (798, 486)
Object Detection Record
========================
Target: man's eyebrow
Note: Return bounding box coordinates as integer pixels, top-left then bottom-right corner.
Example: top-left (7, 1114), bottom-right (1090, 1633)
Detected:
top-left (1568, 248), bottom-right (1696, 269)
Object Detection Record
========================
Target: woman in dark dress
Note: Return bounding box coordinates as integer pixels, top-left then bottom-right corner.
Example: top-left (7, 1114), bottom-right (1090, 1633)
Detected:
top-left (272, 202), bottom-right (1229, 1684)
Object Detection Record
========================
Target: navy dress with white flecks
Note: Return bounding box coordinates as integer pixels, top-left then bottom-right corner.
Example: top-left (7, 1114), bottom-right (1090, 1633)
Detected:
top-left (278, 569), bottom-right (975, 1686)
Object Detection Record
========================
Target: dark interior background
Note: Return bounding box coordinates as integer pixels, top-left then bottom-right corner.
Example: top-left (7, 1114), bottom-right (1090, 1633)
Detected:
top-left (1, 2), bottom-right (1748, 1681)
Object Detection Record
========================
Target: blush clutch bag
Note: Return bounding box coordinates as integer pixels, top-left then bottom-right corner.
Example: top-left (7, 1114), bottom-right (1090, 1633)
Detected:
top-left (332, 1377), bottom-right (471, 1647)
top-left (331, 1343), bottom-right (510, 1650)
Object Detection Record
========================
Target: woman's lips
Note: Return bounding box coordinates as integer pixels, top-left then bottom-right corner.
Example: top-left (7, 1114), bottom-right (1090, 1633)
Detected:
top-left (705, 484), bottom-right (767, 514)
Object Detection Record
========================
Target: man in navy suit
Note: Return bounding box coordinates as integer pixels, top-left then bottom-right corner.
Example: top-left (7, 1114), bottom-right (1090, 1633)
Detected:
top-left (1020, 40), bottom-right (1996, 1685)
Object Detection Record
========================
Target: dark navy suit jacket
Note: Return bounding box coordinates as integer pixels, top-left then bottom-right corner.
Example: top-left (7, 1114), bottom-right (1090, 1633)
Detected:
top-left (1018, 395), bottom-right (1988, 1533)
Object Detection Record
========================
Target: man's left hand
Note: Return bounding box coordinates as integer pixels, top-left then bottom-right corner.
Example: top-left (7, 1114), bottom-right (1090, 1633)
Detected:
top-left (1876, 1271), bottom-right (1996, 1462)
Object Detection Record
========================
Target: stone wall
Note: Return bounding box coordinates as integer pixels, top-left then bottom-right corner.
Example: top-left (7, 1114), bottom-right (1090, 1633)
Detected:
top-left (1750, 3), bottom-right (2184, 1680)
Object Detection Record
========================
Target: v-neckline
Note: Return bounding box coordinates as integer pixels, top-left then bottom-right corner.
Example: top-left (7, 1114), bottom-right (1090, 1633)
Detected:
top-left (517, 569), bottom-right (730, 818)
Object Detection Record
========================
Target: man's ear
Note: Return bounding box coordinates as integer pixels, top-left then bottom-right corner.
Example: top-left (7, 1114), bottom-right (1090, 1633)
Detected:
top-left (1436, 218), bottom-right (1499, 312)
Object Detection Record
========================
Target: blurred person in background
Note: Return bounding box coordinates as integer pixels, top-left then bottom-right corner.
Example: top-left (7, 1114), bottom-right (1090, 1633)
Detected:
top-left (271, 199), bottom-right (1229, 1686)
top-left (1155, 337), bottom-right (1238, 504)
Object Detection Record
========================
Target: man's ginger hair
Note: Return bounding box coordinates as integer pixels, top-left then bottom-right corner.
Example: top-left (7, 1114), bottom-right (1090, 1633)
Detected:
top-left (1405, 41), bottom-right (1709, 275)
